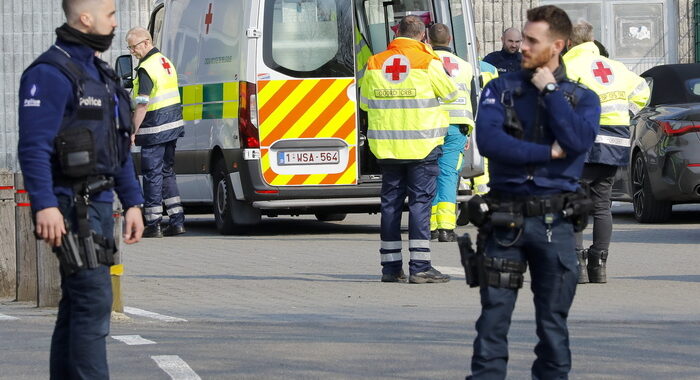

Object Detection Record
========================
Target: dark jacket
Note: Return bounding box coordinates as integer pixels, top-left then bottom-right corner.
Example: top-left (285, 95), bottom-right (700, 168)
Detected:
top-left (475, 68), bottom-right (601, 195)
top-left (18, 39), bottom-right (143, 212)
top-left (483, 49), bottom-right (523, 74)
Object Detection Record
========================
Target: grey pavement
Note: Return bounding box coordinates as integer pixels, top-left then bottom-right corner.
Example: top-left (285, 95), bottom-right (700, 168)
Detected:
top-left (2, 203), bottom-right (700, 379)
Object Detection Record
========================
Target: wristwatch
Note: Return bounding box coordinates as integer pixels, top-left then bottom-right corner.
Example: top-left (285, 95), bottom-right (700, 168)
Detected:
top-left (541, 82), bottom-right (559, 95)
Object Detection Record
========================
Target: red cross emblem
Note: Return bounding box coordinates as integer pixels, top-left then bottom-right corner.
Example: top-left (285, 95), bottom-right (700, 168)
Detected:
top-left (161, 57), bottom-right (172, 75)
top-left (382, 55), bottom-right (410, 83)
top-left (205, 3), bottom-right (214, 34)
top-left (592, 61), bottom-right (614, 85)
top-left (442, 57), bottom-right (460, 77)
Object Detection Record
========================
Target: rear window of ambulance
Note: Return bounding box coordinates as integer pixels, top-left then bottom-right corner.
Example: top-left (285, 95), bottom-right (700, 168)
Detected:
top-left (263, 0), bottom-right (353, 78)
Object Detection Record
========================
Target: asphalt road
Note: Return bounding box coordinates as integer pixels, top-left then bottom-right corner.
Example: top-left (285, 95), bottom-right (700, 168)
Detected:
top-left (2, 203), bottom-right (700, 379)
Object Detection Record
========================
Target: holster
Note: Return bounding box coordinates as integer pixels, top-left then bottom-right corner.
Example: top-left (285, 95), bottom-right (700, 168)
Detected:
top-left (562, 187), bottom-right (593, 232)
top-left (457, 233), bottom-right (481, 288)
top-left (56, 229), bottom-right (116, 276)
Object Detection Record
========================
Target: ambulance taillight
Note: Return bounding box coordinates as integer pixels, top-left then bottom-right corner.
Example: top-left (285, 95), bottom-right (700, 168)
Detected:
top-left (238, 81), bottom-right (260, 148)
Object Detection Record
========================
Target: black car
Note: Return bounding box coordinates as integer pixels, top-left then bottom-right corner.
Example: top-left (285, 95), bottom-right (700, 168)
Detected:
top-left (611, 63), bottom-right (700, 222)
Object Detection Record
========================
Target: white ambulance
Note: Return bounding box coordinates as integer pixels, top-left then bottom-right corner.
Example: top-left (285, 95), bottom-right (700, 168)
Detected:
top-left (116, 0), bottom-right (483, 234)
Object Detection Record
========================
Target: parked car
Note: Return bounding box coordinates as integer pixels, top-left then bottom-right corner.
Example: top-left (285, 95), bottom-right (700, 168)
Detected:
top-left (611, 63), bottom-right (700, 222)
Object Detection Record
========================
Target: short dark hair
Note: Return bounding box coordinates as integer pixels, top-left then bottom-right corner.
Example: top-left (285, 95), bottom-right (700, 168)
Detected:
top-left (526, 5), bottom-right (572, 41)
top-left (398, 15), bottom-right (425, 39)
top-left (429, 23), bottom-right (451, 46)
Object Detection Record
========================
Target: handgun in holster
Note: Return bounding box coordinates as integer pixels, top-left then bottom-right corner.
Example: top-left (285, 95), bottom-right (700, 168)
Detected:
top-left (457, 233), bottom-right (482, 288)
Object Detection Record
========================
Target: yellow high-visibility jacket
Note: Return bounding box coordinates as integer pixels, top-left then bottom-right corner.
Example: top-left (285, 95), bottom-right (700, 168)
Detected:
top-left (133, 50), bottom-right (183, 146)
top-left (360, 37), bottom-right (458, 160)
top-left (563, 41), bottom-right (650, 166)
top-left (434, 48), bottom-right (475, 132)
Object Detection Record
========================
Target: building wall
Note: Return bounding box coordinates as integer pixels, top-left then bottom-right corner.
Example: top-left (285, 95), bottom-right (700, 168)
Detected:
top-left (472, 0), bottom-right (539, 58)
top-left (679, 0), bottom-right (695, 64)
top-left (0, 0), bottom-right (153, 171)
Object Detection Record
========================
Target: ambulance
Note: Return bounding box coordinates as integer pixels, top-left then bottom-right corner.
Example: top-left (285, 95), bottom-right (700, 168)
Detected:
top-left (115, 0), bottom-right (484, 234)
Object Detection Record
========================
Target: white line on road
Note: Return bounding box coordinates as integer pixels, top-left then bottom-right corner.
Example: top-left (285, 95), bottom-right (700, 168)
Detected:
top-left (124, 307), bottom-right (187, 322)
top-left (433, 266), bottom-right (465, 276)
top-left (0, 313), bottom-right (19, 321)
top-left (151, 355), bottom-right (201, 380)
top-left (111, 335), bottom-right (157, 345)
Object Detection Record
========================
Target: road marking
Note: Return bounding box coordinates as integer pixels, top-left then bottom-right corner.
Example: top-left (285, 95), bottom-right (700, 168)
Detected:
top-left (0, 313), bottom-right (19, 321)
top-left (111, 335), bottom-right (157, 345)
top-left (152, 355), bottom-right (201, 380)
top-left (433, 266), bottom-right (465, 276)
top-left (124, 307), bottom-right (187, 322)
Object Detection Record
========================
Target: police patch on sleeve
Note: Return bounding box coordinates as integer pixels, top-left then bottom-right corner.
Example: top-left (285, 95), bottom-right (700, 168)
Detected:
top-left (23, 84), bottom-right (41, 107)
top-left (481, 88), bottom-right (496, 105)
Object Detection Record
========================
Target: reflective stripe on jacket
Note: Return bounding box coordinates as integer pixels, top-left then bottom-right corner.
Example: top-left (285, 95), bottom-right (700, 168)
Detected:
top-left (133, 51), bottom-right (184, 146)
top-left (360, 37), bottom-right (458, 160)
top-left (435, 50), bottom-right (474, 131)
top-left (563, 42), bottom-right (650, 166)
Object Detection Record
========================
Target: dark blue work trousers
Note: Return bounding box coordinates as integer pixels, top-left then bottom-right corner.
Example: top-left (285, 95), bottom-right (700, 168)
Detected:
top-left (141, 139), bottom-right (184, 227)
top-left (379, 147), bottom-right (440, 275)
top-left (470, 213), bottom-right (578, 380)
top-left (51, 196), bottom-right (114, 380)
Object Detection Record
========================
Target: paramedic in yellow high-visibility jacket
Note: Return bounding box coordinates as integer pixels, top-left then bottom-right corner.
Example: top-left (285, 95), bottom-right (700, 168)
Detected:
top-left (360, 15), bottom-right (457, 284)
top-left (427, 23), bottom-right (475, 242)
top-left (563, 20), bottom-right (649, 284)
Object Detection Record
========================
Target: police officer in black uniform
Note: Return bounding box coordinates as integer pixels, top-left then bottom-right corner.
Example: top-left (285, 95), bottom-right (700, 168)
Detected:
top-left (18, 0), bottom-right (144, 378)
top-left (465, 6), bottom-right (600, 379)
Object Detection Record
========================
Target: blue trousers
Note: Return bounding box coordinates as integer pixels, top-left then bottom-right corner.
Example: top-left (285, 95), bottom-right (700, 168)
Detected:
top-left (432, 125), bottom-right (467, 230)
top-left (141, 140), bottom-right (184, 227)
top-left (51, 196), bottom-right (113, 380)
top-left (379, 147), bottom-right (440, 275)
top-left (470, 213), bottom-right (578, 380)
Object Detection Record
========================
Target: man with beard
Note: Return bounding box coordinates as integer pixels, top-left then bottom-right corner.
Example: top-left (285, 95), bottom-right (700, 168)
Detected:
top-left (483, 27), bottom-right (523, 74)
top-left (18, 0), bottom-right (144, 377)
top-left (466, 5), bottom-right (600, 379)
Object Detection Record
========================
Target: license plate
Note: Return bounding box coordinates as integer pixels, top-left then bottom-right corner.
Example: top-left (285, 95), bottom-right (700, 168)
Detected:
top-left (277, 150), bottom-right (339, 165)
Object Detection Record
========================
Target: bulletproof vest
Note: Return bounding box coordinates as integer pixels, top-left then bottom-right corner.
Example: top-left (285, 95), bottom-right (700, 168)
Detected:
top-left (25, 46), bottom-right (133, 180)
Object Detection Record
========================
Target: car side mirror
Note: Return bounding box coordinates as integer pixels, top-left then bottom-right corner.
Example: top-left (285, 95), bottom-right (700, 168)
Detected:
top-left (114, 54), bottom-right (133, 89)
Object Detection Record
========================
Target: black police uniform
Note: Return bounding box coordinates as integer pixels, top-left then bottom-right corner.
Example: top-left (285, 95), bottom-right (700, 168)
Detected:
top-left (18, 35), bottom-right (143, 379)
top-left (467, 65), bottom-right (600, 379)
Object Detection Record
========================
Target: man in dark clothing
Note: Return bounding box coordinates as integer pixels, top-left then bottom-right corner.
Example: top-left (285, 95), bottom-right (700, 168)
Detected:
top-left (483, 27), bottom-right (523, 73)
top-left (18, 0), bottom-right (144, 377)
top-left (467, 5), bottom-right (600, 379)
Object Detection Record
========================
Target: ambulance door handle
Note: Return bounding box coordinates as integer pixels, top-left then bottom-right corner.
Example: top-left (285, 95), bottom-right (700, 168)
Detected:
top-left (246, 28), bottom-right (262, 38)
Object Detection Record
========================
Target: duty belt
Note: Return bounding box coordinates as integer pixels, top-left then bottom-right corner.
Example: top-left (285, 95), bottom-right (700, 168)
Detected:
top-left (488, 192), bottom-right (570, 217)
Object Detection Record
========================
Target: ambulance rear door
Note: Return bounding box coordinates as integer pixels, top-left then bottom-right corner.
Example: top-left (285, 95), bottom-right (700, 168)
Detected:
top-left (256, 0), bottom-right (359, 188)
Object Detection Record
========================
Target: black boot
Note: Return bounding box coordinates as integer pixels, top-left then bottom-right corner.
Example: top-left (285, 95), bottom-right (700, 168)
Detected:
top-left (142, 224), bottom-right (163, 238)
top-left (587, 248), bottom-right (608, 283)
top-left (438, 229), bottom-right (457, 242)
top-left (576, 249), bottom-right (589, 284)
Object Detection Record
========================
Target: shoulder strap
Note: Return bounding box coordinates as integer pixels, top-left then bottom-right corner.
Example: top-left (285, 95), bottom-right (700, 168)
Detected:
top-left (27, 46), bottom-right (88, 95)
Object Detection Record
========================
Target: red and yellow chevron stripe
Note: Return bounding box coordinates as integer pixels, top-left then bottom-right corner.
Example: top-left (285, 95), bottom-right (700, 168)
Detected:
top-left (257, 78), bottom-right (358, 186)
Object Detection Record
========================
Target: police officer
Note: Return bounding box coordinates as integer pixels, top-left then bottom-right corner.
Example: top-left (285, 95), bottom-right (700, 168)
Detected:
top-left (467, 6), bottom-right (600, 379)
top-left (360, 15), bottom-right (457, 284)
top-left (17, 0), bottom-right (144, 377)
top-left (126, 27), bottom-right (186, 238)
top-left (563, 20), bottom-right (650, 284)
top-left (427, 23), bottom-right (475, 242)
top-left (483, 28), bottom-right (523, 74)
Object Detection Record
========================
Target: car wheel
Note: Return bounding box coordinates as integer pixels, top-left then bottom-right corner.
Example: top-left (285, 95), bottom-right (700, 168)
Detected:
top-left (631, 152), bottom-right (671, 223)
top-left (315, 213), bottom-right (347, 222)
top-left (212, 158), bottom-right (261, 234)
